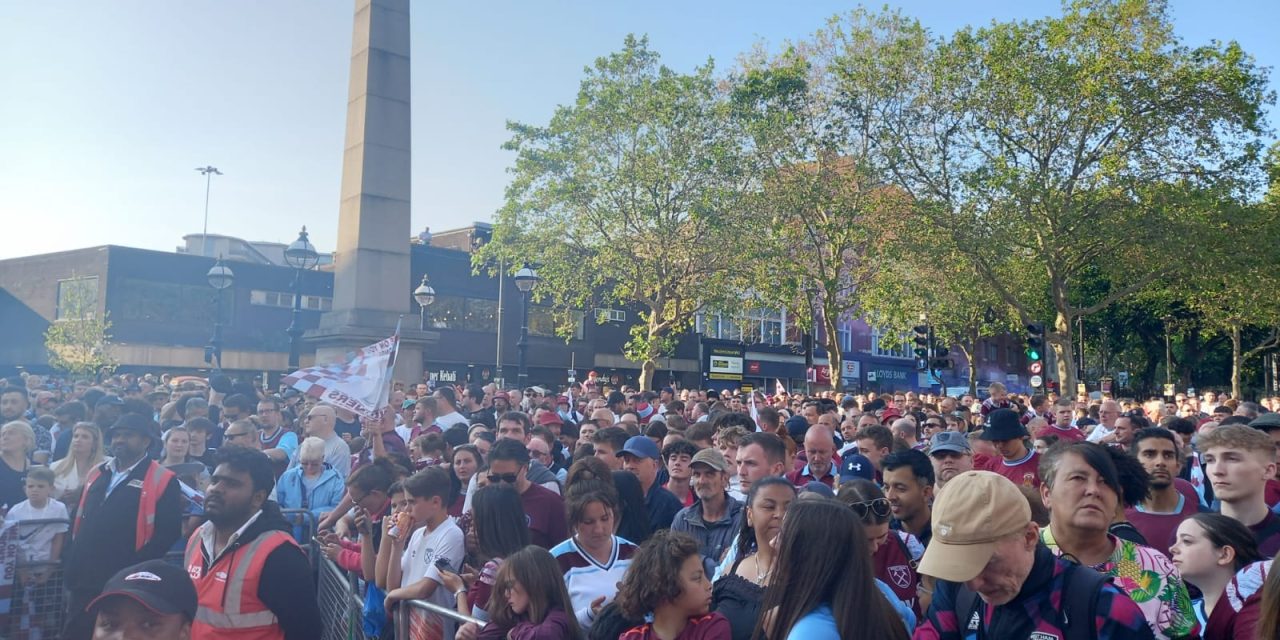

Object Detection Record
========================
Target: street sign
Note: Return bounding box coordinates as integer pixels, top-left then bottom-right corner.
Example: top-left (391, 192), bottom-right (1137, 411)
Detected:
top-left (1117, 371), bottom-right (1129, 387)
top-left (1164, 383), bottom-right (1176, 397)
top-left (1077, 383), bottom-right (1087, 395)
top-left (1029, 362), bottom-right (1043, 375)
top-left (1030, 374), bottom-right (1044, 388)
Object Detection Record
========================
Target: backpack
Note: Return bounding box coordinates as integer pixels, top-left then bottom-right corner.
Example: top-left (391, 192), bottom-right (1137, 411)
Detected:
top-left (953, 562), bottom-right (1109, 640)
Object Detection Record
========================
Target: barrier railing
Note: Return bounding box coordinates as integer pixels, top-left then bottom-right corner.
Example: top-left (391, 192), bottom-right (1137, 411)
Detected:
top-left (0, 517), bottom-right (70, 638)
top-left (395, 597), bottom-right (483, 640)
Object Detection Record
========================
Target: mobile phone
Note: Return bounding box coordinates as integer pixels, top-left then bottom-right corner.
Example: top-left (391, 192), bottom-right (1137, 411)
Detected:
top-left (434, 557), bottom-right (452, 571)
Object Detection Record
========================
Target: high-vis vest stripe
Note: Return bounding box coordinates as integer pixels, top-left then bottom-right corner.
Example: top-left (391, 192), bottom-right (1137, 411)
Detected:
top-left (73, 460), bottom-right (174, 552)
top-left (185, 524), bottom-right (296, 640)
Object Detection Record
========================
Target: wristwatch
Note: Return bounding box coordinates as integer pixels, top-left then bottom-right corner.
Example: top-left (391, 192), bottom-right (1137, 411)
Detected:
top-left (454, 589), bottom-right (468, 600)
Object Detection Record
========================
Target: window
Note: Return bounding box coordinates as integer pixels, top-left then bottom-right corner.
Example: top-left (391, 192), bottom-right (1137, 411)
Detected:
top-left (114, 278), bottom-right (233, 325)
top-left (870, 328), bottom-right (911, 359)
top-left (531, 307), bottom-right (584, 340)
top-left (250, 290), bottom-right (332, 310)
top-left (985, 342), bottom-right (999, 362)
top-left (698, 309), bottom-right (784, 345)
top-left (837, 323), bottom-right (853, 353)
top-left (594, 308), bottom-right (625, 323)
top-left (56, 277), bottom-right (98, 320)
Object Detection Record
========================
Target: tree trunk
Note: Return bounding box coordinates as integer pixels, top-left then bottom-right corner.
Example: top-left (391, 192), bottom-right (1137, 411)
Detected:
top-left (1232, 324), bottom-right (1243, 400)
top-left (957, 340), bottom-right (978, 397)
top-left (822, 310), bottom-right (842, 392)
top-left (1052, 311), bottom-right (1077, 395)
top-left (640, 358), bottom-right (656, 392)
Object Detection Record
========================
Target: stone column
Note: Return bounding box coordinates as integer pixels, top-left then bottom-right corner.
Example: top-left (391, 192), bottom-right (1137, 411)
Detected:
top-left (309, 0), bottom-right (433, 384)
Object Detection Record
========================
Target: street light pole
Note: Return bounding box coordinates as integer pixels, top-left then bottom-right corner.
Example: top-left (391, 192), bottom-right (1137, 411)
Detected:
top-left (195, 166), bottom-right (222, 257)
top-left (206, 257), bottom-right (236, 372)
top-left (413, 274), bottom-right (436, 331)
top-left (514, 267), bottom-right (539, 389)
top-left (283, 226), bottom-right (319, 371)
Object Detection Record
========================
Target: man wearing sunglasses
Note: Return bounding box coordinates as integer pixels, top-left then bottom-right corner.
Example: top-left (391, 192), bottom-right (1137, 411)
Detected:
top-left (485, 438), bottom-right (567, 549)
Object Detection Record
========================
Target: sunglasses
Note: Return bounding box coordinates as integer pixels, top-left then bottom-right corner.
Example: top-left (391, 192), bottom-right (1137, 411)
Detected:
top-left (490, 473), bottom-right (519, 484)
top-left (849, 498), bottom-right (891, 520)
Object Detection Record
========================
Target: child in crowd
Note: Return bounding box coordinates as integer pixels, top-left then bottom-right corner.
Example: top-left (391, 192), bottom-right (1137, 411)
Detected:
top-left (384, 467), bottom-right (465, 640)
top-left (476, 545), bottom-right (580, 640)
top-left (615, 530), bottom-right (729, 640)
top-left (3, 466), bottom-right (69, 638)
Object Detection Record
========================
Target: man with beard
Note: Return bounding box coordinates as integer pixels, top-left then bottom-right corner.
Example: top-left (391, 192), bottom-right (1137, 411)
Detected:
top-left (64, 413), bottom-right (183, 639)
top-left (184, 447), bottom-right (321, 639)
top-left (671, 448), bottom-right (742, 578)
top-left (1126, 428), bottom-right (1200, 550)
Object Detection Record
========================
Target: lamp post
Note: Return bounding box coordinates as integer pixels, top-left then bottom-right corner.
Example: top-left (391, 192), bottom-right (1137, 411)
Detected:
top-left (513, 266), bottom-right (540, 388)
top-left (413, 274), bottom-right (436, 331)
top-left (195, 166), bottom-right (222, 257)
top-left (283, 226), bottom-right (319, 370)
top-left (205, 257), bottom-right (236, 372)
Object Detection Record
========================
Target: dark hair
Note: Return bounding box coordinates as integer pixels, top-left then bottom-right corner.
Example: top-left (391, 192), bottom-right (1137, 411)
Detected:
top-left (684, 422), bottom-right (715, 444)
top-left (121, 397), bottom-right (153, 418)
top-left (498, 410), bottom-right (532, 438)
top-left (754, 500), bottom-right (908, 640)
top-left (591, 427), bottom-right (630, 452)
top-left (734, 477), bottom-right (798, 558)
top-left (1163, 417), bottom-right (1197, 436)
top-left (739, 432), bottom-right (786, 466)
top-left (402, 466), bottom-right (452, 501)
top-left (566, 483), bottom-right (619, 528)
top-left (836, 479), bottom-right (890, 526)
top-left (855, 425), bottom-right (894, 452)
top-left (184, 417), bottom-right (215, 434)
top-left (643, 422), bottom-right (668, 441)
top-left (451, 444), bottom-right (481, 467)
top-left (489, 546), bottom-right (582, 637)
top-left (472, 485), bottom-right (531, 561)
top-left (1186, 513), bottom-right (1264, 571)
top-left (565, 456), bottom-right (614, 491)
top-left (223, 393), bottom-right (254, 413)
top-left (53, 401), bottom-right (87, 422)
top-left (347, 457), bottom-right (399, 495)
top-left (489, 438), bottom-right (530, 466)
top-left (610, 470), bottom-right (652, 544)
top-left (412, 432), bottom-right (448, 457)
top-left (661, 440), bottom-right (699, 461)
top-left (1104, 446), bottom-right (1150, 508)
top-left (1219, 415), bottom-right (1251, 426)
top-left (0, 387), bottom-right (26, 402)
top-left (434, 386), bottom-right (458, 408)
top-left (213, 447), bottom-right (276, 495)
top-left (615, 530), bottom-right (703, 619)
top-left (880, 449), bottom-right (935, 487)
top-left (711, 411), bottom-right (757, 434)
top-left (1039, 441), bottom-right (1122, 496)
top-left (1132, 427), bottom-right (1181, 458)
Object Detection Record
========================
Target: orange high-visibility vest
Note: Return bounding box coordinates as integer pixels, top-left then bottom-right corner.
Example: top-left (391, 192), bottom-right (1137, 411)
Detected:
top-left (73, 460), bottom-right (175, 551)
top-left (185, 524), bottom-right (296, 640)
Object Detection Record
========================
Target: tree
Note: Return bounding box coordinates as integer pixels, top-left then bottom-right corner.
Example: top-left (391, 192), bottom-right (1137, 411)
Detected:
top-left (839, 0), bottom-right (1273, 394)
top-left (476, 36), bottom-right (754, 389)
top-left (730, 42), bottom-right (910, 390)
top-left (44, 276), bottom-right (115, 377)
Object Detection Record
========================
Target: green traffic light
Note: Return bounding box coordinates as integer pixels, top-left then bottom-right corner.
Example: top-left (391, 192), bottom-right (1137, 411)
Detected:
top-left (1026, 348), bottom-right (1041, 361)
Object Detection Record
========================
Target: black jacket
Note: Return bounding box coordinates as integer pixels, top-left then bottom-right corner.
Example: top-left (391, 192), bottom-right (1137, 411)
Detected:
top-left (191, 501), bottom-right (323, 640)
top-left (65, 458), bottom-right (184, 592)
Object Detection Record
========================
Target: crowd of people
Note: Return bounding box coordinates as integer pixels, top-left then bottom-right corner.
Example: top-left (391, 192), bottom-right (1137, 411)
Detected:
top-left (6, 369), bottom-right (1280, 639)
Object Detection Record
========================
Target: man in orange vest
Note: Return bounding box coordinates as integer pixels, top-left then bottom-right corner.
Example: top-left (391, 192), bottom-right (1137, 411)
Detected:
top-left (64, 412), bottom-right (185, 640)
top-left (185, 447), bottom-right (321, 639)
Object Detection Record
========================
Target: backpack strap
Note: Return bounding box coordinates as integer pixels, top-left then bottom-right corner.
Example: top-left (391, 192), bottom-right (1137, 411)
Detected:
top-left (1061, 563), bottom-right (1108, 640)
top-left (954, 585), bottom-right (980, 639)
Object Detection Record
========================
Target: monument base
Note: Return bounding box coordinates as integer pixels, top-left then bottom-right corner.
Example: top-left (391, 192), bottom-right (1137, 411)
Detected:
top-left (306, 324), bottom-right (437, 388)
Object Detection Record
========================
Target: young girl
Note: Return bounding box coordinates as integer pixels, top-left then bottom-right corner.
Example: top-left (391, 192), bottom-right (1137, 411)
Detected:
top-left (475, 546), bottom-right (581, 640)
top-left (712, 477), bottom-right (795, 640)
top-left (551, 484), bottom-right (636, 631)
top-left (440, 485), bottom-right (531, 624)
top-left (756, 499), bottom-right (909, 640)
top-left (1168, 513), bottom-right (1266, 639)
top-left (615, 530), bottom-right (729, 640)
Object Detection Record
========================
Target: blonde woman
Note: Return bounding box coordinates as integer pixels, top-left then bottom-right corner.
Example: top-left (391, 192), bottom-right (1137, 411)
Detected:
top-left (51, 422), bottom-right (107, 503)
top-left (0, 421), bottom-right (34, 511)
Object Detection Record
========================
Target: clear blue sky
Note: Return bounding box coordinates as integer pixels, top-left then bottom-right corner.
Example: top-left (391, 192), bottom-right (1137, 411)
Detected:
top-left (1, 1), bottom-right (1275, 259)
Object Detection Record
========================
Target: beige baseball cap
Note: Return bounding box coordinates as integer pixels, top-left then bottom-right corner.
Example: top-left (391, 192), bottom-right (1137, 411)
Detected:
top-left (917, 470), bottom-right (1032, 583)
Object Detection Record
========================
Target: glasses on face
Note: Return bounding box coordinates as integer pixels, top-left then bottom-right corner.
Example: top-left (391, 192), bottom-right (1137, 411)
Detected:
top-left (849, 498), bottom-right (891, 521)
top-left (490, 472), bottom-right (519, 484)
top-left (224, 431), bottom-right (252, 441)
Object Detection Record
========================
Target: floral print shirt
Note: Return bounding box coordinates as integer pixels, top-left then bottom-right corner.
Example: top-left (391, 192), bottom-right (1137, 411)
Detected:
top-left (1041, 528), bottom-right (1198, 640)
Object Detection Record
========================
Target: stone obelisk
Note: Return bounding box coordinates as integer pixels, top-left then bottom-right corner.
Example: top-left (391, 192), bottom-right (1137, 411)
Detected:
top-left (309, 0), bottom-right (430, 383)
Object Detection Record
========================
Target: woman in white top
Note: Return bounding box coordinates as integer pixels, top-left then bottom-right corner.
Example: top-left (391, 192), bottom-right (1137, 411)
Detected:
top-left (51, 422), bottom-right (106, 505)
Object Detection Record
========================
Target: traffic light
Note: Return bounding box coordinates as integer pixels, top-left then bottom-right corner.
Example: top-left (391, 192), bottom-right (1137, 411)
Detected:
top-left (930, 341), bottom-right (952, 371)
top-left (913, 325), bottom-right (930, 372)
top-left (1025, 323), bottom-right (1044, 361)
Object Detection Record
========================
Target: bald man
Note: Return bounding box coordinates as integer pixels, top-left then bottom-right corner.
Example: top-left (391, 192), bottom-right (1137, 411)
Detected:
top-left (297, 405), bottom-right (351, 477)
top-left (891, 417), bottom-right (922, 450)
top-left (785, 425), bottom-right (838, 488)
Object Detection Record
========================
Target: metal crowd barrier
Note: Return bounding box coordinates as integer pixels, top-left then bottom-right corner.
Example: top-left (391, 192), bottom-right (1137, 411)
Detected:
top-left (395, 597), bottom-right (483, 640)
top-left (314, 552), bottom-right (482, 640)
top-left (0, 518), bottom-right (71, 639)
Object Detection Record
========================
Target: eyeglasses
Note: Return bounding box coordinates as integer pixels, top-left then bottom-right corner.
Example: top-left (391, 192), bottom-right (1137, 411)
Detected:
top-left (224, 431), bottom-right (252, 440)
top-left (849, 498), bottom-right (891, 520)
top-left (300, 460), bottom-right (324, 468)
top-left (490, 473), bottom-right (519, 484)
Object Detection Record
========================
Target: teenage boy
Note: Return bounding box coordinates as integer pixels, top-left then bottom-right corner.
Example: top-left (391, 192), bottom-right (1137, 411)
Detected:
top-left (385, 467), bottom-right (466, 618)
top-left (1199, 424), bottom-right (1280, 557)
top-left (979, 408), bottom-right (1041, 489)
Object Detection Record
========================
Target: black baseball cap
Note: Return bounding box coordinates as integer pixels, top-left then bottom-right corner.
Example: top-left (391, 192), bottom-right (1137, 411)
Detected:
top-left (87, 559), bottom-right (197, 620)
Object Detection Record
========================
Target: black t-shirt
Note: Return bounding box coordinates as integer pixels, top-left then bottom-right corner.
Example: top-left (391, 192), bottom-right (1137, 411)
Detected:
top-left (334, 417), bottom-right (361, 440)
top-left (0, 458), bottom-right (28, 512)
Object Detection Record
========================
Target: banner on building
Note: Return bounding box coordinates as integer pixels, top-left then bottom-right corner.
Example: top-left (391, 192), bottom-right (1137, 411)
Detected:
top-left (283, 329), bottom-right (399, 419)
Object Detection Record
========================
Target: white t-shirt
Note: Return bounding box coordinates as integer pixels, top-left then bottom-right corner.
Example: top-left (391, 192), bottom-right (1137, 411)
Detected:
top-left (3, 499), bottom-right (69, 562)
top-left (437, 412), bottom-right (468, 430)
top-left (1086, 424), bottom-right (1115, 443)
top-left (400, 517), bottom-right (465, 610)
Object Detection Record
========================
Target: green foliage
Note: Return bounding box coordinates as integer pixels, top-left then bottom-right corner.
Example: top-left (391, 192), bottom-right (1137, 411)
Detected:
top-left (475, 36), bottom-right (754, 388)
top-left (44, 277), bottom-right (115, 377)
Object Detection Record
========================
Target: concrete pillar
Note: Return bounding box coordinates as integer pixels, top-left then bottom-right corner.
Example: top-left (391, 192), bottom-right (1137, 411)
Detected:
top-left (309, 0), bottom-right (433, 385)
